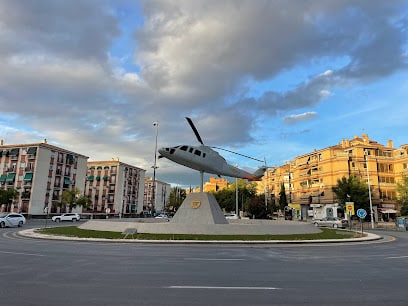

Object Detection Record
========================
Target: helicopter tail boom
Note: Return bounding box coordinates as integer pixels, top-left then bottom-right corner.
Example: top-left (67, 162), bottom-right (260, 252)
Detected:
top-left (242, 166), bottom-right (267, 181)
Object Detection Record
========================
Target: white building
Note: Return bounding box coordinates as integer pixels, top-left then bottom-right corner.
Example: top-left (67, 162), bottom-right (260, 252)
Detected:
top-left (0, 140), bottom-right (88, 215)
top-left (85, 160), bottom-right (146, 216)
top-left (144, 178), bottom-right (171, 213)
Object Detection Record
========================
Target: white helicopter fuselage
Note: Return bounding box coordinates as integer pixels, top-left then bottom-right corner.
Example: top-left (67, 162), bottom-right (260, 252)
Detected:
top-left (158, 144), bottom-right (262, 181)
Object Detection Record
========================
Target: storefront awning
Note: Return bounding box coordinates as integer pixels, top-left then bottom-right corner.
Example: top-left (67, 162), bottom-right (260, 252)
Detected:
top-left (381, 209), bottom-right (397, 214)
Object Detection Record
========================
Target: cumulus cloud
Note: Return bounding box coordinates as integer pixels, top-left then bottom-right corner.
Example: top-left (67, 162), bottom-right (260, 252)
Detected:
top-left (0, 0), bottom-right (407, 186)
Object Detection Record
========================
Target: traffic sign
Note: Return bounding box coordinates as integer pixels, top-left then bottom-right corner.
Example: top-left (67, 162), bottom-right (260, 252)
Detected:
top-left (345, 202), bottom-right (354, 215)
top-left (357, 208), bottom-right (367, 219)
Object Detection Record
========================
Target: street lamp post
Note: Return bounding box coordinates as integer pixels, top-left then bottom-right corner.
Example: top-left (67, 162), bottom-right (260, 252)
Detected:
top-left (151, 121), bottom-right (159, 215)
top-left (365, 151), bottom-right (375, 229)
top-left (235, 177), bottom-right (239, 218)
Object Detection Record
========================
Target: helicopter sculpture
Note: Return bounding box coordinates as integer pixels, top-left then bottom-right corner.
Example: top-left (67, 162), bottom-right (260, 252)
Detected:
top-left (158, 117), bottom-right (267, 191)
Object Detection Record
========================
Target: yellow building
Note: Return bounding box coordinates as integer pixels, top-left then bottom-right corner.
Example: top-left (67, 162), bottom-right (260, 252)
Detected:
top-left (259, 134), bottom-right (408, 220)
top-left (188, 177), bottom-right (230, 193)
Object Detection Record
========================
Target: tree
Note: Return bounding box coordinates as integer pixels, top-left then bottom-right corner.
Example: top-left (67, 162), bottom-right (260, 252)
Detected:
top-left (246, 195), bottom-right (268, 219)
top-left (75, 195), bottom-right (92, 211)
top-left (397, 175), bottom-right (408, 216)
top-left (278, 183), bottom-right (288, 211)
top-left (213, 180), bottom-right (262, 217)
top-left (0, 189), bottom-right (18, 212)
top-left (166, 187), bottom-right (186, 212)
top-left (214, 188), bottom-right (235, 212)
top-left (58, 188), bottom-right (91, 213)
top-left (332, 175), bottom-right (370, 211)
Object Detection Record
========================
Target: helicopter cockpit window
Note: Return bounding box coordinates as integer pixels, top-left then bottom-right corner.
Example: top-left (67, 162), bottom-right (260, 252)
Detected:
top-left (180, 146), bottom-right (188, 151)
top-left (194, 149), bottom-right (201, 156)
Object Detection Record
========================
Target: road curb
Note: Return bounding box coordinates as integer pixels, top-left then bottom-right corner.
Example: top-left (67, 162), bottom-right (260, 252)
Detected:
top-left (17, 228), bottom-right (384, 244)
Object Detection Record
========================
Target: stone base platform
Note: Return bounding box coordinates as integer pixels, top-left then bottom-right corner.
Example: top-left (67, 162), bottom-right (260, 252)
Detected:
top-left (79, 219), bottom-right (321, 235)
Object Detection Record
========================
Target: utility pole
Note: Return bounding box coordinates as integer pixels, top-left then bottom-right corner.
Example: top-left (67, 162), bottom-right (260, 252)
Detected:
top-left (151, 121), bottom-right (159, 215)
top-left (365, 150), bottom-right (375, 229)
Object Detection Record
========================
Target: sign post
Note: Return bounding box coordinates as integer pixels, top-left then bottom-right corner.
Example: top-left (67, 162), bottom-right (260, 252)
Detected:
top-left (44, 206), bottom-right (49, 228)
top-left (357, 208), bottom-right (367, 234)
top-left (345, 202), bottom-right (354, 229)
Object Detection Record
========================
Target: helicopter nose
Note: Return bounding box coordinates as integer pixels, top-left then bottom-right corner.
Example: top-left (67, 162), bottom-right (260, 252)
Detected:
top-left (158, 147), bottom-right (166, 158)
top-left (158, 147), bottom-right (170, 157)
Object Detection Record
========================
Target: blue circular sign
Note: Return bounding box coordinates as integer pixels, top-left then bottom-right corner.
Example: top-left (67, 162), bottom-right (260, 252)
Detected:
top-left (357, 208), bottom-right (367, 219)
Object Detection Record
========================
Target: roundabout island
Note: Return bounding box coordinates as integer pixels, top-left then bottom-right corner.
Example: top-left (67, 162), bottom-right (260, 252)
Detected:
top-left (20, 193), bottom-right (383, 244)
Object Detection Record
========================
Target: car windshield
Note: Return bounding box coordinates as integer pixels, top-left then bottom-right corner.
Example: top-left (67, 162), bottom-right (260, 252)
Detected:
top-left (0, 213), bottom-right (8, 218)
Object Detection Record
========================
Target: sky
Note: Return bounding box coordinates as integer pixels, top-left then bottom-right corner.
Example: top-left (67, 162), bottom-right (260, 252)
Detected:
top-left (0, 0), bottom-right (407, 188)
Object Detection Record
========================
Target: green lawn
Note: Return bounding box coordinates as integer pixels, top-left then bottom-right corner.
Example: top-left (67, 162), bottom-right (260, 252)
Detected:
top-left (36, 226), bottom-right (364, 241)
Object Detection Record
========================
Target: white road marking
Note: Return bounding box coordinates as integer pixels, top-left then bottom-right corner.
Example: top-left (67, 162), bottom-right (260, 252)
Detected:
top-left (385, 255), bottom-right (408, 259)
top-left (184, 258), bottom-right (245, 261)
top-left (168, 286), bottom-right (281, 290)
top-left (0, 250), bottom-right (46, 257)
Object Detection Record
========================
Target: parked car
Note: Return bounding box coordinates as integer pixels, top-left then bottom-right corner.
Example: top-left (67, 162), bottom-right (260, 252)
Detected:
top-left (313, 217), bottom-right (349, 229)
top-left (0, 213), bottom-right (26, 228)
top-left (224, 213), bottom-right (239, 220)
top-left (155, 214), bottom-right (169, 219)
top-left (52, 213), bottom-right (80, 223)
top-left (154, 214), bottom-right (170, 222)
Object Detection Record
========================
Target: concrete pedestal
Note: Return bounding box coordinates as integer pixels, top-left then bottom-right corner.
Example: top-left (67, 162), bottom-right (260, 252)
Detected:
top-left (170, 192), bottom-right (228, 224)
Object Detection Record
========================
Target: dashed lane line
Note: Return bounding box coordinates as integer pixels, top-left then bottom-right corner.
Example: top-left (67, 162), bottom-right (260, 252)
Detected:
top-left (168, 286), bottom-right (282, 290)
top-left (0, 250), bottom-right (46, 257)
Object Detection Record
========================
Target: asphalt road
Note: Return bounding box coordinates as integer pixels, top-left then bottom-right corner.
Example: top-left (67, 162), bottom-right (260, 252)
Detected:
top-left (0, 220), bottom-right (407, 306)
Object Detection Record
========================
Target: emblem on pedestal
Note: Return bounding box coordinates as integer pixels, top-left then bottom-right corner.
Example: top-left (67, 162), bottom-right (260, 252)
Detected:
top-left (190, 200), bottom-right (201, 209)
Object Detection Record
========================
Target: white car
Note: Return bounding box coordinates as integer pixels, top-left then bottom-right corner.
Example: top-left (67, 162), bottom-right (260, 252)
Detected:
top-left (52, 213), bottom-right (80, 223)
top-left (155, 214), bottom-right (169, 219)
top-left (313, 217), bottom-right (349, 229)
top-left (0, 213), bottom-right (26, 228)
top-left (155, 214), bottom-right (170, 221)
top-left (224, 213), bottom-right (239, 220)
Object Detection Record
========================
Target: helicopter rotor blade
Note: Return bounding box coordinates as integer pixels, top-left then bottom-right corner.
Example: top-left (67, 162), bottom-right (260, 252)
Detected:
top-left (186, 117), bottom-right (204, 145)
top-left (212, 146), bottom-right (264, 163)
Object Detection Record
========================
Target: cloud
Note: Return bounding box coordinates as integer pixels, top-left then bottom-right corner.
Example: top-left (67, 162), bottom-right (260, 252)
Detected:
top-left (0, 0), bottom-right (119, 61)
top-left (0, 0), bottom-right (407, 186)
top-left (283, 112), bottom-right (317, 124)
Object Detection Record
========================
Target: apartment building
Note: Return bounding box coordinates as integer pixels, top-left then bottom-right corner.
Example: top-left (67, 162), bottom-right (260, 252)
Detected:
top-left (0, 140), bottom-right (88, 215)
top-left (84, 160), bottom-right (146, 217)
top-left (188, 177), bottom-right (230, 193)
top-left (144, 178), bottom-right (171, 213)
top-left (259, 134), bottom-right (408, 220)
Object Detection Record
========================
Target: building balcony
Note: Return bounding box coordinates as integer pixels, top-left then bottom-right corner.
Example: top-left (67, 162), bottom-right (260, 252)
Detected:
top-left (21, 192), bottom-right (31, 199)
top-left (379, 182), bottom-right (396, 187)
